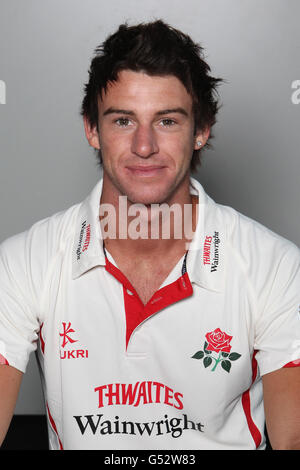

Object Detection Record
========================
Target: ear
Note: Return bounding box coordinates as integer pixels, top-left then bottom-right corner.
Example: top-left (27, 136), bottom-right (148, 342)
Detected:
top-left (194, 127), bottom-right (211, 150)
top-left (83, 115), bottom-right (100, 150)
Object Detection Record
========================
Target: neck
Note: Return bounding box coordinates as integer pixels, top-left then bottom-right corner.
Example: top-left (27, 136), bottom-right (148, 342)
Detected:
top-left (99, 174), bottom-right (198, 256)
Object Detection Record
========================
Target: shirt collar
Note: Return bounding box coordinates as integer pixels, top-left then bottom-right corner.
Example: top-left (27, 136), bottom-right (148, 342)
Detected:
top-left (72, 177), bottom-right (226, 292)
top-left (187, 177), bottom-right (225, 293)
top-left (72, 179), bottom-right (105, 279)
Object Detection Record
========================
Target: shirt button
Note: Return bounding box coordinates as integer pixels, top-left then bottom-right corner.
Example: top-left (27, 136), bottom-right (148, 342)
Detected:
top-left (181, 277), bottom-right (187, 289)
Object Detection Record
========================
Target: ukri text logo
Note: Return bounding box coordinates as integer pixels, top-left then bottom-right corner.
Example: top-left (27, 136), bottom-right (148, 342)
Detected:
top-left (59, 322), bottom-right (89, 359)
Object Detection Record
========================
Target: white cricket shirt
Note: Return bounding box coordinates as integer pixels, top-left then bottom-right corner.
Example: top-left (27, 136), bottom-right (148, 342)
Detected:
top-left (0, 177), bottom-right (299, 450)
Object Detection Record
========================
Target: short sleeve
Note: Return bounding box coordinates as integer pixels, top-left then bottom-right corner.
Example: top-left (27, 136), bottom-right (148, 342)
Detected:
top-left (254, 242), bottom-right (300, 376)
top-left (0, 233), bottom-right (40, 373)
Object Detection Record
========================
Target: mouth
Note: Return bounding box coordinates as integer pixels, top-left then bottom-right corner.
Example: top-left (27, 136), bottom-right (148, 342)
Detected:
top-left (125, 165), bottom-right (167, 177)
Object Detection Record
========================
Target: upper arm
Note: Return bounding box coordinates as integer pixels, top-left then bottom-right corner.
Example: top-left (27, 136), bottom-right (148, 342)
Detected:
top-left (0, 233), bottom-right (41, 373)
top-left (0, 235), bottom-right (39, 446)
top-left (253, 241), bottom-right (300, 376)
top-left (263, 366), bottom-right (300, 449)
top-left (252, 237), bottom-right (300, 449)
top-left (0, 224), bottom-right (53, 446)
top-left (0, 365), bottom-right (23, 446)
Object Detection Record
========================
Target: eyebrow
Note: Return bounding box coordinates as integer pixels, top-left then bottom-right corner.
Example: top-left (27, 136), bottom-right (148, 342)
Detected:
top-left (102, 107), bottom-right (189, 117)
top-left (103, 108), bottom-right (134, 116)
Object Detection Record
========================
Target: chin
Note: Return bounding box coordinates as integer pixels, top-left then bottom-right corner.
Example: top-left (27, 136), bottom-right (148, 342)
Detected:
top-left (125, 185), bottom-right (177, 206)
top-left (126, 192), bottom-right (165, 206)
top-left (106, 168), bottom-right (189, 205)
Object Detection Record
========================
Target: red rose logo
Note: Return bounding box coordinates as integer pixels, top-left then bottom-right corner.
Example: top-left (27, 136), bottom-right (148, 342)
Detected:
top-left (192, 328), bottom-right (241, 373)
top-left (205, 328), bottom-right (232, 354)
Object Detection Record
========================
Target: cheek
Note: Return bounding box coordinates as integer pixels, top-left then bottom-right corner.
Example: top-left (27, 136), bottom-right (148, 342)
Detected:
top-left (164, 136), bottom-right (193, 168)
top-left (101, 123), bottom-right (133, 148)
top-left (99, 131), bottom-right (125, 166)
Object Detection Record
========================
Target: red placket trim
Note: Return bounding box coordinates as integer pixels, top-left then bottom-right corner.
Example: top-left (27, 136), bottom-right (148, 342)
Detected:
top-left (105, 257), bottom-right (193, 349)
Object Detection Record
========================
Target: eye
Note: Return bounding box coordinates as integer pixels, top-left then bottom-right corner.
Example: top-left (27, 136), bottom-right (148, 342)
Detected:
top-left (115, 117), bottom-right (132, 127)
top-left (160, 118), bottom-right (176, 127)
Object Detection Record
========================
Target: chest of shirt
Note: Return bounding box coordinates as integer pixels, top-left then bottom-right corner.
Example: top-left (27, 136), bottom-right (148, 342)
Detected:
top-left (37, 257), bottom-right (261, 449)
top-left (39, 261), bottom-right (255, 395)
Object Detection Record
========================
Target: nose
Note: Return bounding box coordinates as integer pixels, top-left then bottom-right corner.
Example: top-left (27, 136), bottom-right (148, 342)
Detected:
top-left (131, 124), bottom-right (159, 158)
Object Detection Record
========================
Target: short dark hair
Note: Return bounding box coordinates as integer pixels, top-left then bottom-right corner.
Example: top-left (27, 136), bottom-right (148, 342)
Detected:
top-left (81, 20), bottom-right (223, 171)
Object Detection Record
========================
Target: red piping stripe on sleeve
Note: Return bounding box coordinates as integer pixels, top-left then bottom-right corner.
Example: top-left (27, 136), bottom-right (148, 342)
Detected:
top-left (283, 359), bottom-right (300, 368)
top-left (241, 350), bottom-right (262, 448)
top-left (39, 322), bottom-right (45, 354)
top-left (0, 353), bottom-right (9, 365)
top-left (46, 402), bottom-right (63, 450)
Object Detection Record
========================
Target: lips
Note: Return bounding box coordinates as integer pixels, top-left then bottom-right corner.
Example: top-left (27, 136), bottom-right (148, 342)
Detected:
top-left (125, 165), bottom-right (166, 177)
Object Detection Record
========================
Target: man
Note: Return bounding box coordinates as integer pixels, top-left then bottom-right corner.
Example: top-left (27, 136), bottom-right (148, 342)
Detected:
top-left (0, 20), bottom-right (299, 450)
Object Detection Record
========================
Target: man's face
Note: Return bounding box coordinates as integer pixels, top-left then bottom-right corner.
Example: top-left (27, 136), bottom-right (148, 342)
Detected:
top-left (85, 70), bottom-right (208, 205)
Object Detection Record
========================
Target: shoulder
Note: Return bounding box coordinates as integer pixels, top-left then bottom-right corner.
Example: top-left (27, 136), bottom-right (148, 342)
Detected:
top-left (192, 176), bottom-right (299, 266)
top-left (0, 202), bottom-right (81, 296)
top-left (1, 202), bottom-right (80, 257)
top-left (217, 202), bottom-right (299, 263)
top-left (213, 201), bottom-right (300, 301)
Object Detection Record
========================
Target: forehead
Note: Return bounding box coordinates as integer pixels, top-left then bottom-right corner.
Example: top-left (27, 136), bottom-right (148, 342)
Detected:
top-left (99, 70), bottom-right (193, 113)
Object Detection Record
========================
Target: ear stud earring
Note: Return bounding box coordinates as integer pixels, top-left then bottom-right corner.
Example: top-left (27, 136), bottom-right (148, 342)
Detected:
top-left (196, 141), bottom-right (202, 147)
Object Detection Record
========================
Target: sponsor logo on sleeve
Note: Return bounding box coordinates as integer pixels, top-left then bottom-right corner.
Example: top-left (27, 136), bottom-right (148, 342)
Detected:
top-left (76, 221), bottom-right (91, 260)
top-left (203, 231), bottom-right (220, 272)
